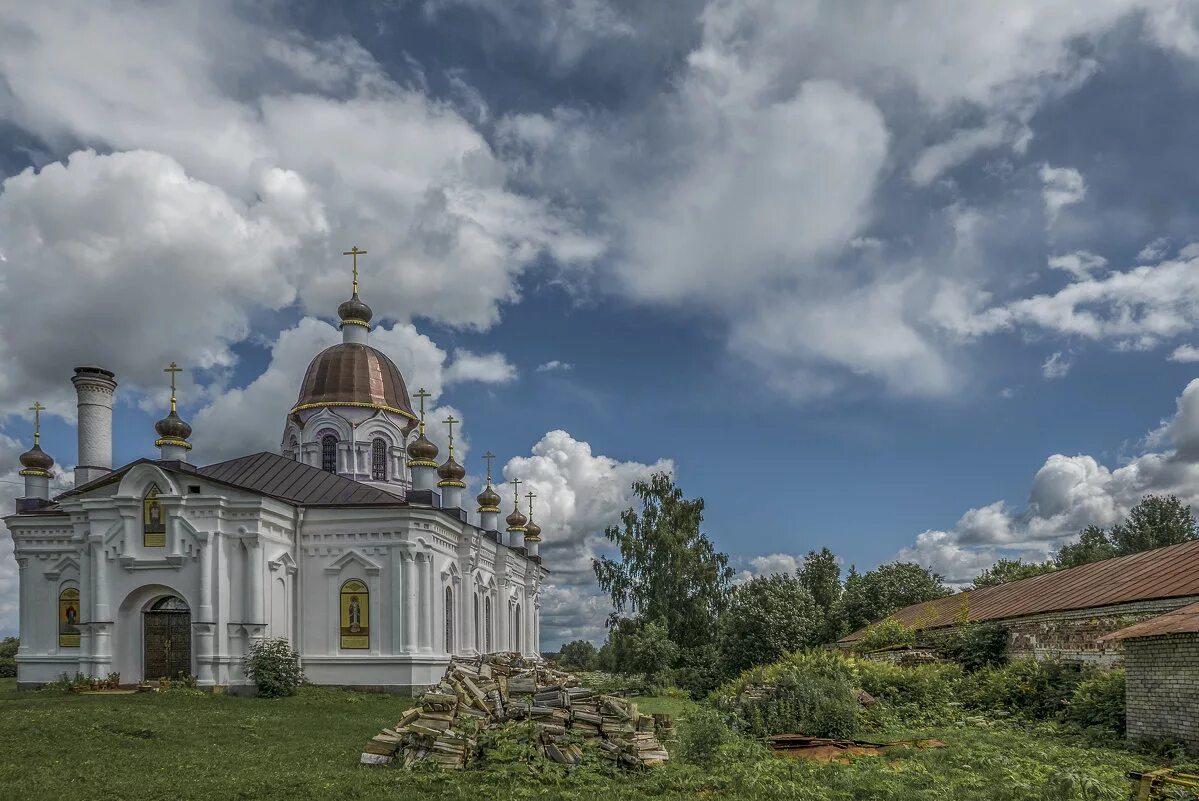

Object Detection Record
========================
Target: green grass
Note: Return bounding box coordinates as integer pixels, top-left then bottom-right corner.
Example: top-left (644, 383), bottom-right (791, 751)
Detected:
top-left (0, 678), bottom-right (1179, 800)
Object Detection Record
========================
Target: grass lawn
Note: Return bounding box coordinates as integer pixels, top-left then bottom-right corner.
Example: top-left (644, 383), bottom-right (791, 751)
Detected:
top-left (0, 678), bottom-right (1178, 800)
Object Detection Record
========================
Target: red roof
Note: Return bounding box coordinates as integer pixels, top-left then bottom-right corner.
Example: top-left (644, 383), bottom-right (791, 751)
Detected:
top-left (1100, 600), bottom-right (1199, 642)
top-left (840, 539), bottom-right (1199, 642)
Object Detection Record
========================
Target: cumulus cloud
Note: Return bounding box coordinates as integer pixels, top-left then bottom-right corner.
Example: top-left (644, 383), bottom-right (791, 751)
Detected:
top-left (1170, 345), bottom-right (1199, 363)
top-left (897, 377), bottom-right (1199, 584)
top-left (502, 430), bottom-right (673, 646)
top-left (0, 0), bottom-right (601, 423)
top-left (1048, 251), bottom-right (1107, 282)
top-left (1041, 352), bottom-right (1073, 380)
top-left (536, 360), bottom-right (574, 373)
top-left (1039, 164), bottom-right (1087, 223)
top-left (190, 319), bottom-right (509, 463)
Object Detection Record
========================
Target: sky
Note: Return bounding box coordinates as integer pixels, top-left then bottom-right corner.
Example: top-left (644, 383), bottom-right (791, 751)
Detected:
top-left (4, 1), bottom-right (1199, 649)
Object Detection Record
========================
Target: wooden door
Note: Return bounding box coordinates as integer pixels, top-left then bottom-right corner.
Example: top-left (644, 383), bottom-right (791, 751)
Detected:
top-left (143, 610), bottom-right (192, 679)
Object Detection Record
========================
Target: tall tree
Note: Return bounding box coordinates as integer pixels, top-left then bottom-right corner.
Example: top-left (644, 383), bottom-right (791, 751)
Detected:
top-left (836, 562), bottom-right (950, 634)
top-left (799, 547), bottom-right (842, 611)
top-left (1109, 494), bottom-right (1197, 555)
top-left (972, 557), bottom-right (1057, 588)
top-left (1055, 524), bottom-right (1116, 568)
top-left (717, 574), bottom-right (820, 678)
top-left (593, 472), bottom-right (733, 648)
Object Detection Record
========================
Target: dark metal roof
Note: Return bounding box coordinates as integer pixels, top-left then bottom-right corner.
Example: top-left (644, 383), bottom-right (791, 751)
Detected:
top-left (1101, 600), bottom-right (1199, 642)
top-left (840, 539), bottom-right (1199, 642)
top-left (197, 452), bottom-right (407, 507)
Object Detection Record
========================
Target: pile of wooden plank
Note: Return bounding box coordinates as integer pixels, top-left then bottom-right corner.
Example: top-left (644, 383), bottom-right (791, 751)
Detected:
top-left (360, 652), bottom-right (670, 769)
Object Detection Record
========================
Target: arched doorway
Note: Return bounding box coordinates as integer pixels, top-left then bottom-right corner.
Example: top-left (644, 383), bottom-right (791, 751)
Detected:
top-left (143, 595), bottom-right (191, 680)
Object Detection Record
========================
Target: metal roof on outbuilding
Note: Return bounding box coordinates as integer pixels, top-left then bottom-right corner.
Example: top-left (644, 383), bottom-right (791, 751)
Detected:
top-left (1100, 600), bottom-right (1199, 642)
top-left (840, 539), bottom-right (1199, 643)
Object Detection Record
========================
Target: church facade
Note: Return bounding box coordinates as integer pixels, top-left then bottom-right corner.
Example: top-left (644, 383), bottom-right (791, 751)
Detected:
top-left (6, 257), bottom-right (546, 691)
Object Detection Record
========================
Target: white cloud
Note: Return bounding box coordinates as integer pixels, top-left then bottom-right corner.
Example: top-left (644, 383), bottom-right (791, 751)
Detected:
top-left (444, 350), bottom-right (518, 385)
top-left (0, 1), bottom-right (602, 422)
top-left (1137, 237), bottom-right (1171, 262)
top-left (501, 430), bottom-right (672, 647)
top-left (1048, 251), bottom-right (1107, 281)
top-left (1170, 345), bottom-right (1199, 363)
top-left (536, 360), bottom-right (574, 373)
top-left (1039, 164), bottom-right (1087, 224)
top-left (1041, 352), bottom-right (1073, 380)
top-left (896, 378), bottom-right (1199, 583)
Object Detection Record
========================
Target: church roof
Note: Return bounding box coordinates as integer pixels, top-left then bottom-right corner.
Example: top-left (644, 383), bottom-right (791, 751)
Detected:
top-left (291, 342), bottom-right (417, 432)
top-left (196, 452), bottom-right (406, 506)
top-left (56, 452), bottom-right (407, 508)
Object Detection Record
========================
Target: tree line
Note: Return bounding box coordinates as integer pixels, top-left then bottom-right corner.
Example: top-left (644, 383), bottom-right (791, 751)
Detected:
top-left (555, 474), bottom-right (1197, 697)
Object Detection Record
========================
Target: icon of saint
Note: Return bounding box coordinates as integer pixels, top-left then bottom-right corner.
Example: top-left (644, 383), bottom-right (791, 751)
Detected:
top-left (348, 596), bottom-right (362, 633)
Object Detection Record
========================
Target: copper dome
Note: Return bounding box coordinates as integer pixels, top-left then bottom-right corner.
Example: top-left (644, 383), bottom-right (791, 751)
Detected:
top-left (505, 507), bottom-right (528, 531)
top-left (523, 518), bottom-right (542, 542)
top-left (18, 443), bottom-right (54, 474)
top-left (291, 343), bottom-right (417, 431)
top-left (154, 410), bottom-right (193, 442)
top-left (437, 455), bottom-right (466, 486)
top-left (476, 483), bottom-right (501, 512)
top-left (406, 433), bottom-right (439, 463)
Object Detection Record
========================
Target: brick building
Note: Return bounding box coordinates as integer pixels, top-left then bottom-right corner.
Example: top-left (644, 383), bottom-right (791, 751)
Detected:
top-left (839, 539), bottom-right (1199, 666)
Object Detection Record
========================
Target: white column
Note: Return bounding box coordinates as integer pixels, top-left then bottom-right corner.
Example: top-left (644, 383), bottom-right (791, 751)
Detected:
top-left (15, 559), bottom-right (29, 655)
top-left (199, 535), bottom-right (213, 621)
top-left (78, 542), bottom-right (92, 658)
top-left (389, 546), bottom-right (400, 654)
top-left (246, 538), bottom-right (264, 624)
top-left (416, 553), bottom-right (431, 652)
top-left (91, 536), bottom-right (112, 673)
top-left (403, 553), bottom-right (417, 652)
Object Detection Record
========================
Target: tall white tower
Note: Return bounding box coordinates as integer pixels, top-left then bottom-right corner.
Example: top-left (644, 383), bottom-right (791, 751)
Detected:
top-left (71, 365), bottom-right (117, 486)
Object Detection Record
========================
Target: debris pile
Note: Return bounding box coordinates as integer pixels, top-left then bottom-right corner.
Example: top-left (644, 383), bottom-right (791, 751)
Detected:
top-left (361, 652), bottom-right (670, 769)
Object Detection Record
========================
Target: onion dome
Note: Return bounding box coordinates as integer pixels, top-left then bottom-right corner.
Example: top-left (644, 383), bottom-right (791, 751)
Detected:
top-left (407, 433), bottom-right (439, 467)
top-left (523, 517), bottom-right (542, 542)
top-left (437, 455), bottom-right (466, 488)
top-left (505, 506), bottom-right (528, 532)
top-left (476, 483), bottom-right (501, 513)
top-left (290, 343), bottom-right (417, 433)
top-left (18, 443), bottom-right (54, 476)
top-left (337, 292), bottom-right (373, 329)
top-left (154, 410), bottom-right (193, 447)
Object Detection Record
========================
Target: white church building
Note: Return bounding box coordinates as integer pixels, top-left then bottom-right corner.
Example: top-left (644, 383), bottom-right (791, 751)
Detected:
top-left (6, 256), bottom-right (546, 692)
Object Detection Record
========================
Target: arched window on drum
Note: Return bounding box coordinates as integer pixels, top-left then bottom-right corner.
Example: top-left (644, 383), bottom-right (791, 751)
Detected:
top-left (321, 435), bottom-right (337, 473)
top-left (371, 438), bottom-right (387, 481)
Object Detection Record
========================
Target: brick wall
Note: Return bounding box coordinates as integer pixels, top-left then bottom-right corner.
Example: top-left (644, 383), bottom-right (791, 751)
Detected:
top-left (1124, 634), bottom-right (1199, 748)
top-left (915, 597), bottom-right (1199, 667)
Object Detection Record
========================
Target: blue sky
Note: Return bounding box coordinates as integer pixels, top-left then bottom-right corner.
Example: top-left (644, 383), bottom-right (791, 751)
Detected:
top-left (4, 2), bottom-right (1199, 646)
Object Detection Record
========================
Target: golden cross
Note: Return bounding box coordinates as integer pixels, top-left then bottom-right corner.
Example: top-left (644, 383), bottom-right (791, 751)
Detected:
top-left (510, 477), bottom-right (522, 508)
top-left (483, 451), bottom-right (495, 484)
top-left (28, 401), bottom-right (45, 445)
top-left (164, 362), bottom-right (183, 412)
top-left (414, 388), bottom-right (431, 434)
top-left (342, 246), bottom-right (367, 295)
top-left (526, 490), bottom-right (537, 519)
top-left (443, 415), bottom-right (458, 457)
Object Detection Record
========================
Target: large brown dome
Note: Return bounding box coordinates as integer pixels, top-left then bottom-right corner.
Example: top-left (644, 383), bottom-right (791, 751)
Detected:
top-left (291, 343), bottom-right (417, 431)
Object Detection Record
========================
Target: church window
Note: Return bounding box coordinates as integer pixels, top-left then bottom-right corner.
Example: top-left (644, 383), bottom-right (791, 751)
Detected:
top-left (484, 597), bottom-right (492, 652)
top-left (339, 579), bottom-right (369, 650)
top-left (444, 586), bottom-right (455, 654)
top-left (143, 483), bottom-right (166, 547)
top-left (321, 435), bottom-right (337, 473)
top-left (473, 593), bottom-right (480, 652)
top-left (514, 603), bottom-right (522, 652)
top-left (58, 587), bottom-right (81, 648)
top-left (371, 438), bottom-right (387, 481)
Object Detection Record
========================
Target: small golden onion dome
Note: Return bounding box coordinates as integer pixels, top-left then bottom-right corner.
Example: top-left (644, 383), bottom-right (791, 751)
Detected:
top-left (18, 443), bottom-right (54, 474)
top-left (407, 433), bottom-right (439, 464)
top-left (505, 507), bottom-right (528, 531)
top-left (437, 455), bottom-right (466, 487)
top-left (337, 292), bottom-right (373, 328)
top-left (523, 518), bottom-right (542, 542)
top-left (476, 484), bottom-right (501, 512)
top-left (154, 410), bottom-right (193, 442)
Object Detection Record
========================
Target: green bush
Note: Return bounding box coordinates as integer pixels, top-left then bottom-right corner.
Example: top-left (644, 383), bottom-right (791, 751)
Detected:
top-left (1066, 668), bottom-right (1125, 733)
top-left (0, 636), bottom-right (17, 678)
top-left (245, 638), bottom-right (305, 698)
top-left (713, 649), bottom-right (861, 738)
top-left (678, 705), bottom-right (734, 765)
top-left (959, 658), bottom-right (1085, 720)
top-left (929, 623), bottom-right (1009, 671)
top-left (853, 618), bottom-right (916, 652)
top-left (853, 657), bottom-right (962, 722)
